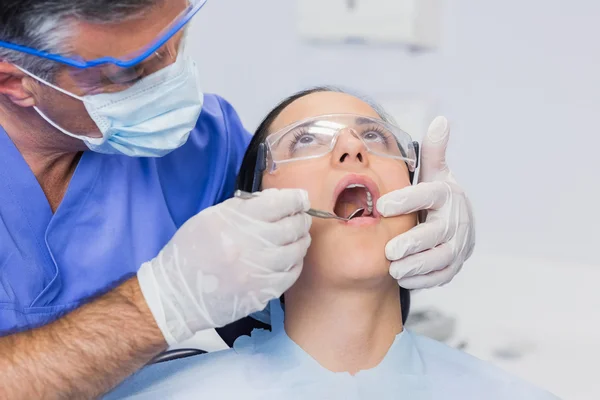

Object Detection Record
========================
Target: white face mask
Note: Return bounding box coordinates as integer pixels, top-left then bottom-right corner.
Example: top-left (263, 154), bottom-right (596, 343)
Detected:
top-left (17, 54), bottom-right (204, 157)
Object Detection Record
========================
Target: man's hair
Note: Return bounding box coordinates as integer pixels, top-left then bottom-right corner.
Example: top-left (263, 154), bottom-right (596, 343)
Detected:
top-left (0, 0), bottom-right (159, 81)
top-left (235, 86), bottom-right (411, 323)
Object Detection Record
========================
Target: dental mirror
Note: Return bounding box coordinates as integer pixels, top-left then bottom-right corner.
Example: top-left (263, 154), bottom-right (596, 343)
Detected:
top-left (347, 208), bottom-right (365, 219)
top-left (235, 190), bottom-right (365, 222)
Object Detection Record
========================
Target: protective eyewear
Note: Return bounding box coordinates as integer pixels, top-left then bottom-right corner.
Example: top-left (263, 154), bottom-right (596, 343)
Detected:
top-left (251, 114), bottom-right (420, 191)
top-left (266, 113), bottom-right (418, 171)
top-left (0, 0), bottom-right (207, 95)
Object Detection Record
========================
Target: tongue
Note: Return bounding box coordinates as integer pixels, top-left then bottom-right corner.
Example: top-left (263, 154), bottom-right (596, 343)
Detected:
top-left (334, 188), bottom-right (368, 219)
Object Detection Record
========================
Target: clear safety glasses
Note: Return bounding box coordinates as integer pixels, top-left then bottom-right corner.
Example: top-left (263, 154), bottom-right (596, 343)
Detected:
top-left (264, 114), bottom-right (419, 173)
top-left (0, 0), bottom-right (207, 95)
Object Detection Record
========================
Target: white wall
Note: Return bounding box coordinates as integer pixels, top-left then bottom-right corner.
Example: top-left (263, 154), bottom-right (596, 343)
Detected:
top-left (190, 0), bottom-right (600, 266)
top-left (414, 252), bottom-right (600, 399)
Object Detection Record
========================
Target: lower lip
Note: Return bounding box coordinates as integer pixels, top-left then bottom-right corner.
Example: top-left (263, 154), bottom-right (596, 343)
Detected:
top-left (342, 216), bottom-right (380, 226)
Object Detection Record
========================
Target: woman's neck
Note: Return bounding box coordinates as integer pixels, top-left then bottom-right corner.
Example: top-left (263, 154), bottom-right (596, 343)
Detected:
top-left (284, 278), bottom-right (403, 375)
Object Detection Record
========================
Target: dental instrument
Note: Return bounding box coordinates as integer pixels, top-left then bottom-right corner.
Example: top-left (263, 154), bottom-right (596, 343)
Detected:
top-left (234, 190), bottom-right (364, 221)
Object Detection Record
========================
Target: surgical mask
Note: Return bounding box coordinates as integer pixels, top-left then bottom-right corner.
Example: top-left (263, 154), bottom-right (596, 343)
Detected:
top-left (17, 54), bottom-right (204, 157)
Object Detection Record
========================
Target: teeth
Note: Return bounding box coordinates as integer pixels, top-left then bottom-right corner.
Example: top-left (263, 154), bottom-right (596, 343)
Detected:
top-left (345, 184), bottom-right (365, 189)
top-left (345, 183), bottom-right (373, 215)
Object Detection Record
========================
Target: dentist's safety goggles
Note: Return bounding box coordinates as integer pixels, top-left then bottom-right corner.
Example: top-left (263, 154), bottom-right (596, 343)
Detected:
top-left (0, 0), bottom-right (207, 95)
top-left (260, 114), bottom-right (420, 174)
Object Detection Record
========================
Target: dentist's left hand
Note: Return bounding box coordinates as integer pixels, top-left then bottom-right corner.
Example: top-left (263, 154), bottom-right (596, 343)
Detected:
top-left (376, 117), bottom-right (475, 290)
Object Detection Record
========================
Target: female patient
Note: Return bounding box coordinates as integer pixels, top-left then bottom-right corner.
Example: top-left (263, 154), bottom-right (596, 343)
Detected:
top-left (106, 88), bottom-right (558, 400)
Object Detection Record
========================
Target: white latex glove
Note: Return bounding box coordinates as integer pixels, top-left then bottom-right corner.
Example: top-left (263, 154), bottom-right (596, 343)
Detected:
top-left (376, 116), bottom-right (475, 289)
top-left (137, 188), bottom-right (312, 345)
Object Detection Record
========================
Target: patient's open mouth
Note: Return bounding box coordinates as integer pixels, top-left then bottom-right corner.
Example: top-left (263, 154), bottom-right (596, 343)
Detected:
top-left (333, 184), bottom-right (374, 220)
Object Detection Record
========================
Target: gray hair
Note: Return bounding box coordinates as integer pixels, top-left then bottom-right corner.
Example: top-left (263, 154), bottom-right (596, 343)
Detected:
top-left (0, 0), bottom-right (160, 81)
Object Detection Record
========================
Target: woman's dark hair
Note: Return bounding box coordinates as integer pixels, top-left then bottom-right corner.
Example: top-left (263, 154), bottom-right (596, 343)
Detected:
top-left (235, 86), bottom-right (411, 324)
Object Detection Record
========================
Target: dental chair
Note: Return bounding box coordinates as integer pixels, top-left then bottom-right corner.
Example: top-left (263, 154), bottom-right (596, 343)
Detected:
top-left (148, 317), bottom-right (270, 365)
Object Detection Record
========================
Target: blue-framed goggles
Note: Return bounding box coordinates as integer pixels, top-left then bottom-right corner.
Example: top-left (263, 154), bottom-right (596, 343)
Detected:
top-left (0, 0), bottom-right (207, 94)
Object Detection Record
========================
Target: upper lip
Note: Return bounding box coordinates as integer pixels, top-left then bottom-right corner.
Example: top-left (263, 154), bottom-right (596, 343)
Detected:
top-left (331, 174), bottom-right (381, 218)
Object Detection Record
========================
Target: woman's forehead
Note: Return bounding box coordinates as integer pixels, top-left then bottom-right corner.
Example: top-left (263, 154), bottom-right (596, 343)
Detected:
top-left (269, 92), bottom-right (382, 134)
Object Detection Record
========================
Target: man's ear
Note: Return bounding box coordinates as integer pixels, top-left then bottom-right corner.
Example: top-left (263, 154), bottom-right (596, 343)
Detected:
top-left (0, 62), bottom-right (36, 107)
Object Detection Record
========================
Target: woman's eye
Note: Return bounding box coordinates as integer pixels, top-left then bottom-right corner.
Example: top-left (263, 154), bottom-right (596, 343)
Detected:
top-left (363, 131), bottom-right (383, 141)
top-left (298, 135), bottom-right (315, 144)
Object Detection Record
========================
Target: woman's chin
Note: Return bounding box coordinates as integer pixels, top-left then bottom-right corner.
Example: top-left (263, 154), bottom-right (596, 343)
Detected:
top-left (337, 268), bottom-right (395, 289)
top-left (306, 253), bottom-right (393, 288)
top-left (305, 229), bottom-right (406, 287)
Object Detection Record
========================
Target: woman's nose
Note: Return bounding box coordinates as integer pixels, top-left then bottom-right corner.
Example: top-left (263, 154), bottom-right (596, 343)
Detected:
top-left (332, 128), bottom-right (368, 165)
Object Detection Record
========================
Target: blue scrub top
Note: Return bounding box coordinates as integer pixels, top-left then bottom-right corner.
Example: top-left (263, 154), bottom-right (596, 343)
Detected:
top-left (0, 94), bottom-right (251, 335)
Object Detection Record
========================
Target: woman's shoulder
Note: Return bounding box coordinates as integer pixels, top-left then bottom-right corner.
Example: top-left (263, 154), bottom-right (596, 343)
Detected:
top-left (408, 331), bottom-right (560, 399)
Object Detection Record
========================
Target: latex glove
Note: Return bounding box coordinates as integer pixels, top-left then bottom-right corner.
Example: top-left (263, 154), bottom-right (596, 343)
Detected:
top-left (376, 117), bottom-right (475, 289)
top-left (137, 189), bottom-right (312, 345)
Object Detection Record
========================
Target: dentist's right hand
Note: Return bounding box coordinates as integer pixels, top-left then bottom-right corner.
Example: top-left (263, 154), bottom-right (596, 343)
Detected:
top-left (137, 188), bottom-right (312, 345)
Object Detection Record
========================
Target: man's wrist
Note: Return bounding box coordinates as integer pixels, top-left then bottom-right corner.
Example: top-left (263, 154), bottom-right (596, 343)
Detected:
top-left (115, 276), bottom-right (166, 347)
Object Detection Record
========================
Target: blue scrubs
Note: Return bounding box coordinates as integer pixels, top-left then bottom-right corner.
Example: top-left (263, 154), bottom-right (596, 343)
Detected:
top-left (0, 94), bottom-right (251, 334)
